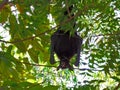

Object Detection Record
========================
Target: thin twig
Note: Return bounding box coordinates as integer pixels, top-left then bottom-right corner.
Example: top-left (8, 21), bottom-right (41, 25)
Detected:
top-left (114, 82), bottom-right (120, 90)
top-left (18, 61), bottom-right (56, 68)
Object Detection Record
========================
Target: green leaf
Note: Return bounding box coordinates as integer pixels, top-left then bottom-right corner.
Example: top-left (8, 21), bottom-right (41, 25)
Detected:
top-left (0, 51), bottom-right (19, 80)
top-left (0, 7), bottom-right (10, 23)
top-left (28, 48), bottom-right (39, 63)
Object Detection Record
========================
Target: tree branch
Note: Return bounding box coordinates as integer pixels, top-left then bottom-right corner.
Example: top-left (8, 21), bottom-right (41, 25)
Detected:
top-left (0, 27), bottom-right (55, 44)
top-left (0, 32), bottom-right (119, 44)
top-left (0, 0), bottom-right (8, 11)
top-left (17, 61), bottom-right (99, 71)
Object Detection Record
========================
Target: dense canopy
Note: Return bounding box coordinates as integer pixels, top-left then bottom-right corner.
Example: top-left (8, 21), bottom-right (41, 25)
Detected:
top-left (0, 0), bottom-right (120, 90)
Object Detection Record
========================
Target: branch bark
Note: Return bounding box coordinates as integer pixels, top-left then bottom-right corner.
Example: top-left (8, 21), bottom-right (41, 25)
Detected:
top-left (0, 0), bottom-right (8, 11)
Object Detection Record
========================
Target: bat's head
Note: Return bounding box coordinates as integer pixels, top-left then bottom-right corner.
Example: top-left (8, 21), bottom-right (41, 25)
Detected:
top-left (57, 59), bottom-right (73, 70)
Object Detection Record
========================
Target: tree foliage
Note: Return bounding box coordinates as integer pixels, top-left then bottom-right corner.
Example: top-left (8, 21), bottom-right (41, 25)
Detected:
top-left (0, 0), bottom-right (120, 90)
